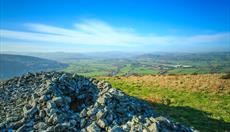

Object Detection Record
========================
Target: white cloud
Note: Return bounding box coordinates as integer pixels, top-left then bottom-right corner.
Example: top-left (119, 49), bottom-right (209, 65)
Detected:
top-left (0, 19), bottom-right (230, 52)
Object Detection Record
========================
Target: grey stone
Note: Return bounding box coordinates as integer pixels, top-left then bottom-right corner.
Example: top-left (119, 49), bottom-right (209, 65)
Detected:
top-left (53, 97), bottom-right (63, 106)
top-left (39, 95), bottom-right (49, 103)
top-left (97, 96), bottom-right (106, 104)
top-left (96, 110), bottom-right (105, 119)
top-left (23, 105), bottom-right (30, 115)
top-left (97, 119), bottom-right (106, 128)
top-left (54, 123), bottom-right (64, 131)
top-left (104, 82), bottom-right (112, 88)
top-left (70, 119), bottom-right (77, 127)
top-left (34, 122), bottom-right (48, 130)
top-left (110, 125), bottom-right (124, 132)
top-left (48, 113), bottom-right (61, 125)
top-left (80, 109), bottom-right (87, 118)
top-left (49, 108), bottom-right (57, 116)
top-left (24, 105), bottom-right (38, 118)
top-left (86, 122), bottom-right (101, 132)
top-left (45, 126), bottom-right (54, 132)
top-left (16, 124), bottom-right (26, 132)
top-left (31, 93), bottom-right (39, 101)
top-left (64, 96), bottom-right (72, 104)
top-left (6, 116), bottom-right (21, 123)
top-left (61, 122), bottom-right (71, 127)
top-left (148, 123), bottom-right (158, 132)
top-left (87, 108), bottom-right (98, 116)
top-left (46, 100), bottom-right (56, 109)
top-left (122, 124), bottom-right (130, 131)
top-left (106, 114), bottom-right (113, 122)
top-left (12, 118), bottom-right (26, 129)
top-left (39, 110), bottom-right (46, 118)
top-left (25, 119), bottom-right (34, 127)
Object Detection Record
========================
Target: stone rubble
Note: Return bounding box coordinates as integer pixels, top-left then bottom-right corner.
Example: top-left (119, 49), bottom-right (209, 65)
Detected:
top-left (0, 71), bottom-right (195, 132)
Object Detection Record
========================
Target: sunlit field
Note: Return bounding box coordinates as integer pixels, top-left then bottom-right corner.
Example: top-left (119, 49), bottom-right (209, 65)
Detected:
top-left (98, 74), bottom-right (230, 131)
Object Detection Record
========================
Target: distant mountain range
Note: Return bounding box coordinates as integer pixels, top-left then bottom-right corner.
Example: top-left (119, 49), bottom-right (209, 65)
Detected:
top-left (0, 51), bottom-right (142, 61)
top-left (0, 54), bottom-right (68, 80)
top-left (2, 51), bottom-right (230, 61)
top-left (136, 52), bottom-right (230, 61)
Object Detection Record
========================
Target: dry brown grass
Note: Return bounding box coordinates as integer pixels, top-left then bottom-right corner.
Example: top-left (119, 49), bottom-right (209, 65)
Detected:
top-left (111, 74), bottom-right (230, 95)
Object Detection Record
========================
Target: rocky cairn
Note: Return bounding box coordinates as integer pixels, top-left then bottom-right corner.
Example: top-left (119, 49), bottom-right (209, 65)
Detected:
top-left (0, 72), bottom-right (194, 132)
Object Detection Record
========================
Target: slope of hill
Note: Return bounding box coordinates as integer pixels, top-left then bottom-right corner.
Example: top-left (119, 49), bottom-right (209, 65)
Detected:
top-left (0, 54), bottom-right (68, 80)
top-left (98, 74), bottom-right (230, 131)
top-left (0, 72), bottom-right (194, 131)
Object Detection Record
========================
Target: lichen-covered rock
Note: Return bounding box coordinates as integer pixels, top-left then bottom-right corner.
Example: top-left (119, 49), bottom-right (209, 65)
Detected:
top-left (0, 71), bottom-right (195, 132)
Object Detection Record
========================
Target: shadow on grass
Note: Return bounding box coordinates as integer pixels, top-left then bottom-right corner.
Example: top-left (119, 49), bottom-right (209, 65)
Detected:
top-left (150, 103), bottom-right (230, 132)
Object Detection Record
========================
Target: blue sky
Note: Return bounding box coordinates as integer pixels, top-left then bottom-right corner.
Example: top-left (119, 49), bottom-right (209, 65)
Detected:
top-left (0, 0), bottom-right (230, 52)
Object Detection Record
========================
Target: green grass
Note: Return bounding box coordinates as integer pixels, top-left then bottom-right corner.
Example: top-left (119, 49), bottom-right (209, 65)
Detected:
top-left (62, 61), bottom-right (117, 77)
top-left (132, 67), bottom-right (160, 75)
top-left (61, 55), bottom-right (230, 77)
top-left (219, 67), bottom-right (230, 73)
top-left (166, 68), bottom-right (211, 74)
top-left (116, 64), bottom-right (132, 76)
top-left (97, 77), bottom-right (230, 132)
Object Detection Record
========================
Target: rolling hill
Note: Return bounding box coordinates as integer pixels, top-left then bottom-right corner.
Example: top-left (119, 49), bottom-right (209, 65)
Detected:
top-left (0, 54), bottom-right (68, 80)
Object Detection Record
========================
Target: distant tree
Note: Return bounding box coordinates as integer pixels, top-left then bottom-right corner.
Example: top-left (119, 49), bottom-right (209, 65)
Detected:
top-left (192, 72), bottom-right (198, 75)
top-left (220, 73), bottom-right (230, 79)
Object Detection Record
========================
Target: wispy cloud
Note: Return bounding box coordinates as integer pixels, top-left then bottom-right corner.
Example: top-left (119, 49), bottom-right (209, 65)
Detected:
top-left (0, 19), bottom-right (230, 52)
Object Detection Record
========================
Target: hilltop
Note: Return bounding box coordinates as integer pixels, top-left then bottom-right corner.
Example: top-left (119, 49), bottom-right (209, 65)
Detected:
top-left (0, 72), bottom-right (194, 132)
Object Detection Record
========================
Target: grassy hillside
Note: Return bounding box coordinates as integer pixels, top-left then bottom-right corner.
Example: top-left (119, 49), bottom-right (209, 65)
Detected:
top-left (97, 74), bottom-right (230, 132)
top-left (0, 54), bottom-right (68, 80)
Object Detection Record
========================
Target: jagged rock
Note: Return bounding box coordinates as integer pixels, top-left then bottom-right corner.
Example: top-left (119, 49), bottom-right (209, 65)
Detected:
top-left (70, 119), bottom-right (77, 127)
top-left (97, 119), bottom-right (106, 128)
top-left (34, 122), bottom-right (48, 130)
top-left (52, 97), bottom-right (63, 106)
top-left (39, 95), bottom-right (50, 103)
top-left (16, 124), bottom-right (26, 132)
top-left (109, 125), bottom-right (124, 132)
top-left (38, 110), bottom-right (46, 118)
top-left (96, 110), bottom-right (106, 119)
top-left (64, 96), bottom-right (72, 104)
top-left (148, 123), bottom-right (158, 131)
top-left (24, 105), bottom-right (38, 118)
top-left (80, 108), bottom-right (87, 118)
top-left (0, 71), bottom-right (195, 132)
top-left (86, 122), bottom-right (101, 132)
top-left (46, 100), bottom-right (56, 109)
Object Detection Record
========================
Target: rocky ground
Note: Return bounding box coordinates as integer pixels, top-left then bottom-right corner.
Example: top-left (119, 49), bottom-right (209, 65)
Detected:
top-left (0, 71), bottom-right (195, 132)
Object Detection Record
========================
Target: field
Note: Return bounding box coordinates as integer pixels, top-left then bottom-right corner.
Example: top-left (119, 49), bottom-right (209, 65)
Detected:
top-left (62, 52), bottom-right (230, 77)
top-left (97, 74), bottom-right (230, 132)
